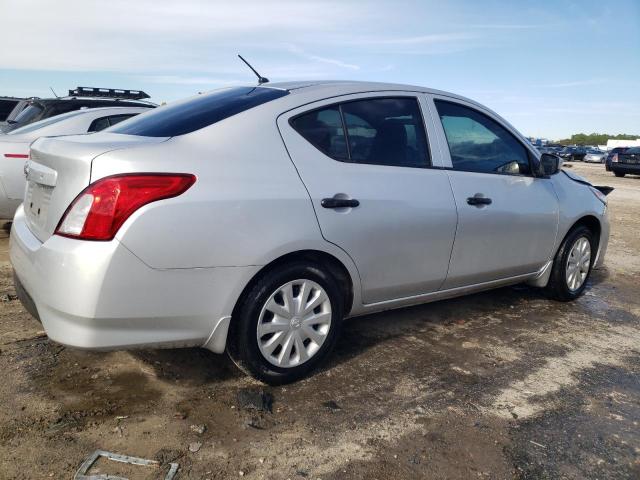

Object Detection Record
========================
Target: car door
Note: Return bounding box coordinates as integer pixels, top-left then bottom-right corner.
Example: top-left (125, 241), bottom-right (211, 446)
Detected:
top-left (427, 95), bottom-right (559, 289)
top-left (278, 93), bottom-right (457, 304)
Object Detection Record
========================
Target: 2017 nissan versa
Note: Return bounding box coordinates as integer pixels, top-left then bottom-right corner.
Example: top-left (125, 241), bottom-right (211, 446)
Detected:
top-left (10, 81), bottom-right (610, 384)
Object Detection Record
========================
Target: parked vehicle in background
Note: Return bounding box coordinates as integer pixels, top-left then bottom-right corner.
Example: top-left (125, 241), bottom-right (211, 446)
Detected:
top-left (559, 146), bottom-right (587, 161)
top-left (0, 87), bottom-right (155, 134)
top-left (0, 106), bottom-right (150, 219)
top-left (559, 146), bottom-right (576, 160)
top-left (0, 97), bottom-right (27, 122)
top-left (0, 97), bottom-right (21, 121)
top-left (610, 147), bottom-right (640, 177)
top-left (583, 149), bottom-right (606, 163)
top-left (10, 81), bottom-right (610, 384)
top-left (605, 147), bottom-right (629, 171)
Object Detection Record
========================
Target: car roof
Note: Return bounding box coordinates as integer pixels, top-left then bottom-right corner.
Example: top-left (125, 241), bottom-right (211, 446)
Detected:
top-left (256, 80), bottom-right (499, 121)
top-left (268, 80), bottom-right (477, 102)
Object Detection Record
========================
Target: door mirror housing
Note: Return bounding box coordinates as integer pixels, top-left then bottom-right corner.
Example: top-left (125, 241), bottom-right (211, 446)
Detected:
top-left (539, 153), bottom-right (561, 176)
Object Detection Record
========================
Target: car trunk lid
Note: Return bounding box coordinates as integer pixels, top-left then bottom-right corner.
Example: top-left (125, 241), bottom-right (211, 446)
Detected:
top-left (24, 133), bottom-right (168, 243)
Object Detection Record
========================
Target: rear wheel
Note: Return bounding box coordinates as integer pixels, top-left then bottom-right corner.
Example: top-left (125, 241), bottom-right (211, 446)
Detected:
top-left (614, 171), bottom-right (625, 177)
top-left (227, 262), bottom-right (343, 384)
top-left (545, 226), bottom-right (595, 301)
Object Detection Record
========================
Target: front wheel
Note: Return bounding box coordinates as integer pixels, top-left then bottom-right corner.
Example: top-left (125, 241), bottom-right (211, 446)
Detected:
top-left (227, 262), bottom-right (343, 384)
top-left (545, 226), bottom-right (595, 301)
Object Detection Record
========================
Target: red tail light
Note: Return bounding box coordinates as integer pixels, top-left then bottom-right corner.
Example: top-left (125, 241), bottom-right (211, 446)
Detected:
top-left (4, 153), bottom-right (29, 159)
top-left (55, 173), bottom-right (196, 241)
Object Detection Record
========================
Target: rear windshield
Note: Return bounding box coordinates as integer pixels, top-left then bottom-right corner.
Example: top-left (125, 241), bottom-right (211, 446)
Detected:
top-left (109, 86), bottom-right (289, 137)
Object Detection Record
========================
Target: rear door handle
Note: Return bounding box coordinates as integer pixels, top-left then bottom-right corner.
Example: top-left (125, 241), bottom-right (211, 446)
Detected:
top-left (321, 198), bottom-right (360, 209)
top-left (466, 196), bottom-right (492, 206)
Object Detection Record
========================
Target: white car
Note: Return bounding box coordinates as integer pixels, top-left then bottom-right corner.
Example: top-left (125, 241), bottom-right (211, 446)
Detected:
top-left (10, 82), bottom-right (610, 384)
top-left (0, 106), bottom-right (151, 219)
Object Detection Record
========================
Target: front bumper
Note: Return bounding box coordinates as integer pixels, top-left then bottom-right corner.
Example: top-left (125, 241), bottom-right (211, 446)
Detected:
top-left (10, 206), bottom-right (260, 352)
top-left (594, 204), bottom-right (610, 269)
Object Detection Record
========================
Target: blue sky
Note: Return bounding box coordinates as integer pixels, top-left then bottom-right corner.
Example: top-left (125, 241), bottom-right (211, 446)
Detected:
top-left (1, 0), bottom-right (638, 139)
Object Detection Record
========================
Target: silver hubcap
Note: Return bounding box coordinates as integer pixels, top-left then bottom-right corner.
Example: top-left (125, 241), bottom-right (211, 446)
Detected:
top-left (566, 236), bottom-right (591, 291)
top-left (257, 279), bottom-right (332, 368)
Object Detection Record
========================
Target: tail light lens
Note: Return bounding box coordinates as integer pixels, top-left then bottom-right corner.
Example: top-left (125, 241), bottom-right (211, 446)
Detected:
top-left (611, 154), bottom-right (619, 163)
top-left (55, 173), bottom-right (196, 241)
top-left (4, 153), bottom-right (29, 159)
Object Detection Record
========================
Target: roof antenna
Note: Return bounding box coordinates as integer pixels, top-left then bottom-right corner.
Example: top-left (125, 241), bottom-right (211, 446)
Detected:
top-left (49, 86), bottom-right (60, 98)
top-left (237, 55), bottom-right (269, 84)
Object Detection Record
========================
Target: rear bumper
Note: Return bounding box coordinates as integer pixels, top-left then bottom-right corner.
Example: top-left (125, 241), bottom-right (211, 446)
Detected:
top-left (10, 206), bottom-right (259, 352)
top-left (611, 163), bottom-right (640, 174)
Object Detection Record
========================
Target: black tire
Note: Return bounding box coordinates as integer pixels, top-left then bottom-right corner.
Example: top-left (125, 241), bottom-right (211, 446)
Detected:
top-left (614, 171), bottom-right (625, 177)
top-left (545, 225), bottom-right (595, 301)
top-left (227, 262), bottom-right (343, 385)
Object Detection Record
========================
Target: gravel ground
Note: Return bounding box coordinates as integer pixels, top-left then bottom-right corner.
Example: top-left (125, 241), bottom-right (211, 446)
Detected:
top-left (0, 163), bottom-right (638, 479)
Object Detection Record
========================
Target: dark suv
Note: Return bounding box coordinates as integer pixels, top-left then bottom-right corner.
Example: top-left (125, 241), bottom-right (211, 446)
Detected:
top-left (0, 97), bottom-right (31, 122)
top-left (0, 87), bottom-right (155, 133)
top-left (558, 146), bottom-right (587, 161)
top-left (610, 147), bottom-right (640, 177)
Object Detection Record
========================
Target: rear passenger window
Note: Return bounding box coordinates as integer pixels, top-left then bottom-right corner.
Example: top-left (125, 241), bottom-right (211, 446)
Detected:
top-left (341, 98), bottom-right (429, 167)
top-left (107, 114), bottom-right (136, 127)
top-left (290, 97), bottom-right (430, 168)
top-left (290, 106), bottom-right (348, 160)
top-left (435, 100), bottom-right (531, 175)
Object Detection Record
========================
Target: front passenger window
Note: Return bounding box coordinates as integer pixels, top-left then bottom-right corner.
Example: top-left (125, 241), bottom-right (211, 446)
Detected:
top-left (435, 100), bottom-right (531, 175)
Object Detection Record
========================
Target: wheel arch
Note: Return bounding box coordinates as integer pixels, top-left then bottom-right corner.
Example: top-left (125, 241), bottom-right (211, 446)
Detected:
top-left (567, 215), bottom-right (601, 249)
top-left (231, 249), bottom-right (356, 321)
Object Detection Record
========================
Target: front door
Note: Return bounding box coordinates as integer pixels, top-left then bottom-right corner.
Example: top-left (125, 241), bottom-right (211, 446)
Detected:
top-left (278, 93), bottom-right (458, 304)
top-left (428, 96), bottom-right (559, 289)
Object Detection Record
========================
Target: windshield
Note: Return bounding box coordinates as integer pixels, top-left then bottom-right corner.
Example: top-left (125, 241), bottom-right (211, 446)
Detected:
top-left (108, 86), bottom-right (289, 137)
top-left (12, 103), bottom-right (44, 124)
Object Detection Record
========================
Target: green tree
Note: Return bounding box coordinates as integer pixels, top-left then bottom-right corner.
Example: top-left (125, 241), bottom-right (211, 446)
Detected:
top-left (557, 133), bottom-right (640, 145)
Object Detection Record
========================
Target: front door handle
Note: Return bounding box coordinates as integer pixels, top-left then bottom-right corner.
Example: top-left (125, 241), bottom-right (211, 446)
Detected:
top-left (321, 198), bottom-right (360, 209)
top-left (466, 195), bottom-right (492, 206)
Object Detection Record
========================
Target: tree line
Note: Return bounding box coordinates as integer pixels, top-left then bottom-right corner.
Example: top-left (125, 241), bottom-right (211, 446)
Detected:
top-left (557, 133), bottom-right (640, 145)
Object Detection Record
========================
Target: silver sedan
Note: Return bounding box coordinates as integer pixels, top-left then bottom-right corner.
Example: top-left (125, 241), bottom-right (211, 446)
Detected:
top-left (10, 81), bottom-right (610, 383)
top-left (584, 149), bottom-right (607, 163)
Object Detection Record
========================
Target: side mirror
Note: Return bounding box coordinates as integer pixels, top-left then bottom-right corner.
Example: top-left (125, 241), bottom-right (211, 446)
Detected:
top-left (540, 153), bottom-right (561, 176)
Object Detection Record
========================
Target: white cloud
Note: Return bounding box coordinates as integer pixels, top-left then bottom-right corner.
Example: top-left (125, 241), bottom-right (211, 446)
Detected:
top-left (0, 0), bottom-right (364, 72)
top-left (540, 78), bottom-right (608, 88)
top-left (0, 1), bottom-right (481, 73)
top-left (286, 45), bottom-right (359, 71)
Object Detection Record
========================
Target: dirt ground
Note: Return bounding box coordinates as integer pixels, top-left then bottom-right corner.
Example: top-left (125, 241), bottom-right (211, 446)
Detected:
top-left (0, 163), bottom-right (638, 480)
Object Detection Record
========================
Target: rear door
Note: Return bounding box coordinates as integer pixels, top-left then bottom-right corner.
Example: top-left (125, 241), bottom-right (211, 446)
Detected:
top-left (427, 95), bottom-right (559, 289)
top-left (278, 92), bottom-right (457, 304)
